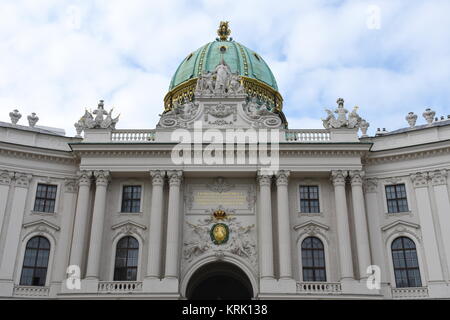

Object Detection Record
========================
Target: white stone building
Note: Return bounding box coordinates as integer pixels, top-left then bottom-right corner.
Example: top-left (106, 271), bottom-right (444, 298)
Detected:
top-left (1, 23), bottom-right (450, 299)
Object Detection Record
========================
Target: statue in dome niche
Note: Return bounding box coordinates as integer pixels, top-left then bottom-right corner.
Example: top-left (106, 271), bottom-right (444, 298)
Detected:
top-left (214, 60), bottom-right (231, 94)
top-left (194, 61), bottom-right (245, 97)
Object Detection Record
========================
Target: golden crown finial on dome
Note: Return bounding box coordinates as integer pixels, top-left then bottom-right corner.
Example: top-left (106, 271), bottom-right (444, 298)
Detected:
top-left (217, 21), bottom-right (231, 41)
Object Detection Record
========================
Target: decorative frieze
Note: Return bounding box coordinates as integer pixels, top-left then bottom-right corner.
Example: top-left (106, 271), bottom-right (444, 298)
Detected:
top-left (410, 172), bottom-right (429, 188)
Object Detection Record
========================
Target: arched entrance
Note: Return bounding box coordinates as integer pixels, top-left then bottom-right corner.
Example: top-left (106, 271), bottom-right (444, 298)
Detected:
top-left (186, 262), bottom-right (253, 300)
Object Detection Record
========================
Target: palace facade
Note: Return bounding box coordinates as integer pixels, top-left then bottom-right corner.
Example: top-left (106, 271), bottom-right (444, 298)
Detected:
top-left (1, 23), bottom-right (450, 299)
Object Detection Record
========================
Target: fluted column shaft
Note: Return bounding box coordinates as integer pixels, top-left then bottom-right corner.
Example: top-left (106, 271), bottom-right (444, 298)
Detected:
top-left (276, 170), bottom-right (292, 279)
top-left (349, 170), bottom-right (371, 279)
top-left (0, 173), bottom-right (32, 280)
top-left (258, 171), bottom-right (274, 279)
top-left (331, 170), bottom-right (354, 280)
top-left (85, 170), bottom-right (110, 279)
top-left (164, 170), bottom-right (183, 278)
top-left (69, 171), bottom-right (92, 272)
top-left (146, 170), bottom-right (165, 278)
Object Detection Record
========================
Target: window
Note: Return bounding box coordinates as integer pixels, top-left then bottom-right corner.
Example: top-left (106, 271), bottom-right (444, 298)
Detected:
top-left (33, 184), bottom-right (57, 213)
top-left (121, 185), bottom-right (142, 213)
top-left (299, 186), bottom-right (320, 213)
top-left (114, 236), bottom-right (139, 281)
top-left (20, 236), bottom-right (50, 286)
top-left (301, 237), bottom-right (326, 282)
top-left (391, 237), bottom-right (422, 288)
top-left (385, 184), bottom-right (409, 213)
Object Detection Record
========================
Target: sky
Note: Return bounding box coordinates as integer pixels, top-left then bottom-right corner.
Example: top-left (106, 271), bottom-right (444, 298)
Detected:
top-left (1, 0), bottom-right (450, 136)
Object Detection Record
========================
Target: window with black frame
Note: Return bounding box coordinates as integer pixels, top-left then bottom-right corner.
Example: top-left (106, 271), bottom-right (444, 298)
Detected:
top-left (20, 236), bottom-right (50, 286)
top-left (33, 184), bottom-right (57, 213)
top-left (301, 237), bottom-right (326, 282)
top-left (391, 237), bottom-right (422, 288)
top-left (385, 184), bottom-right (409, 213)
top-left (121, 185), bottom-right (142, 213)
top-left (299, 185), bottom-right (320, 213)
top-left (114, 236), bottom-right (139, 281)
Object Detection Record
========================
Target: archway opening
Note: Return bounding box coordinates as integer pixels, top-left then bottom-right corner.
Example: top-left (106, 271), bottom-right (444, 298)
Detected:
top-left (186, 262), bottom-right (253, 300)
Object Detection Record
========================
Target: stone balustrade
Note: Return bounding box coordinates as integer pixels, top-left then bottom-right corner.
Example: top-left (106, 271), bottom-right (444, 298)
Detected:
top-left (391, 287), bottom-right (429, 299)
top-left (111, 130), bottom-right (155, 142)
top-left (13, 285), bottom-right (50, 297)
top-left (98, 281), bottom-right (143, 293)
top-left (296, 282), bottom-right (342, 294)
top-left (285, 129), bottom-right (331, 142)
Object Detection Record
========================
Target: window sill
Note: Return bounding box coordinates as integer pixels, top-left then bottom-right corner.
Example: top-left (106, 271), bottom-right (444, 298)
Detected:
top-left (298, 211), bottom-right (324, 217)
top-left (385, 211), bottom-right (412, 218)
top-left (30, 210), bottom-right (57, 216)
top-left (118, 211), bottom-right (143, 215)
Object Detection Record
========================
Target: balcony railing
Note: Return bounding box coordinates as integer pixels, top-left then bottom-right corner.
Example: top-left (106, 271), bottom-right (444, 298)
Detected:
top-left (111, 130), bottom-right (156, 142)
top-left (13, 285), bottom-right (50, 297)
top-left (285, 129), bottom-right (331, 142)
top-left (391, 287), bottom-right (429, 299)
top-left (297, 282), bottom-right (342, 294)
top-left (98, 281), bottom-right (143, 293)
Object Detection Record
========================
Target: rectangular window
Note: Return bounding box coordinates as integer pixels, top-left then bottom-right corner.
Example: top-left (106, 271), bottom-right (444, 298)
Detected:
top-left (121, 185), bottom-right (142, 213)
top-left (385, 184), bottom-right (409, 213)
top-left (300, 186), bottom-right (320, 213)
top-left (33, 184), bottom-right (57, 213)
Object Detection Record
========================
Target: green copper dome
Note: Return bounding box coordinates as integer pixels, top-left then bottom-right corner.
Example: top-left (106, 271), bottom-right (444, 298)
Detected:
top-left (169, 40), bottom-right (278, 91)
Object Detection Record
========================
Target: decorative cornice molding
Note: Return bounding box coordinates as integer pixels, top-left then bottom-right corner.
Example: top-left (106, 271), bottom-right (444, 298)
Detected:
top-left (23, 219), bottom-right (60, 232)
top-left (293, 220), bottom-right (330, 242)
top-left (366, 146), bottom-right (450, 165)
top-left (0, 146), bottom-right (76, 164)
top-left (111, 220), bottom-right (147, 242)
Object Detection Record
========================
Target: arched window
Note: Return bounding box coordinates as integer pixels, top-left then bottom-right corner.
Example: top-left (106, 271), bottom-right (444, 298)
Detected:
top-left (114, 236), bottom-right (139, 281)
top-left (20, 236), bottom-right (50, 286)
top-left (391, 237), bottom-right (422, 288)
top-left (301, 237), bottom-right (326, 282)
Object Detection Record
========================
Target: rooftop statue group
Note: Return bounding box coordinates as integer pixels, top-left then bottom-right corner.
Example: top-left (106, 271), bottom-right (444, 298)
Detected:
top-left (322, 98), bottom-right (370, 136)
top-left (195, 60), bottom-right (245, 96)
top-left (74, 100), bottom-right (120, 137)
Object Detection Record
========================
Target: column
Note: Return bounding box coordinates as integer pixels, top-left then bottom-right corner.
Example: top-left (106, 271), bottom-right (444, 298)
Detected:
top-left (51, 179), bottom-right (78, 286)
top-left (146, 170), bottom-right (165, 279)
top-left (0, 170), bottom-right (14, 238)
top-left (410, 172), bottom-right (444, 282)
top-left (164, 170), bottom-right (183, 279)
top-left (331, 170), bottom-right (354, 281)
top-left (363, 178), bottom-right (388, 284)
top-left (85, 170), bottom-right (110, 279)
top-left (430, 170), bottom-right (450, 278)
top-left (349, 170), bottom-right (372, 280)
top-left (69, 171), bottom-right (92, 272)
top-left (0, 173), bottom-right (32, 280)
top-left (276, 170), bottom-right (292, 279)
top-left (258, 171), bottom-right (274, 279)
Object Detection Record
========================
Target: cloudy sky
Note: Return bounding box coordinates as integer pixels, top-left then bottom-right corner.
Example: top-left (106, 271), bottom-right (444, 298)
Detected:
top-left (1, 0), bottom-right (449, 136)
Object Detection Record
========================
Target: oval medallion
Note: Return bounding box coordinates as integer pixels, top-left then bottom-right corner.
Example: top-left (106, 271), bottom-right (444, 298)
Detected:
top-left (210, 223), bottom-right (229, 245)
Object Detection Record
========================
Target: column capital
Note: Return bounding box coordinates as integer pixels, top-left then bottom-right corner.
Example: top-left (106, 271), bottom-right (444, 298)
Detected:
top-left (363, 178), bottom-right (378, 193)
top-left (64, 179), bottom-right (78, 193)
top-left (77, 170), bottom-right (92, 187)
top-left (150, 170), bottom-right (165, 186)
top-left (349, 170), bottom-right (365, 186)
top-left (275, 170), bottom-right (290, 186)
top-left (14, 172), bottom-right (32, 188)
top-left (429, 169), bottom-right (448, 186)
top-left (93, 170), bottom-right (110, 186)
top-left (331, 170), bottom-right (347, 187)
top-left (257, 171), bottom-right (272, 186)
top-left (410, 172), bottom-right (429, 188)
top-left (0, 170), bottom-right (14, 186)
top-left (167, 170), bottom-right (183, 186)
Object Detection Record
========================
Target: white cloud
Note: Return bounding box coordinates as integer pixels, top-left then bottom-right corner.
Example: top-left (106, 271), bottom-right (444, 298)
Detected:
top-left (0, 0), bottom-right (449, 136)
